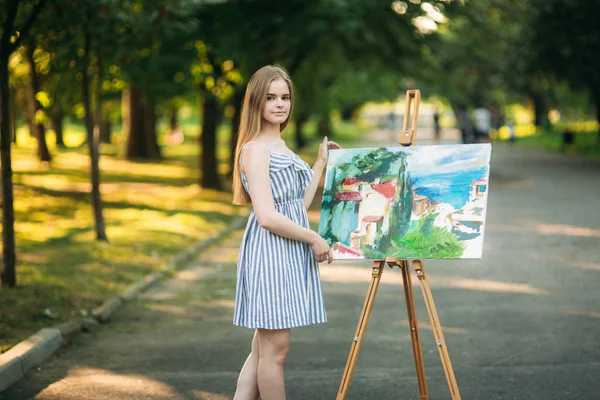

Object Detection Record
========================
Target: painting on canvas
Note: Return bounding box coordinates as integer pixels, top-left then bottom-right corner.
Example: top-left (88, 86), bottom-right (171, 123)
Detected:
top-left (318, 144), bottom-right (492, 260)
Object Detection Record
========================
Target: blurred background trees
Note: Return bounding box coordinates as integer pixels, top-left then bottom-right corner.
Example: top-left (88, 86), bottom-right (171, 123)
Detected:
top-left (2, 0), bottom-right (600, 287)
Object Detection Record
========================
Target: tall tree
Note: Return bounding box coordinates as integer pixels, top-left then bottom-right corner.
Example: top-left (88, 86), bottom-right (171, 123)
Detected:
top-left (532, 0), bottom-right (600, 142)
top-left (24, 39), bottom-right (51, 162)
top-left (1, 0), bottom-right (48, 287)
top-left (81, 16), bottom-right (107, 240)
top-left (417, 0), bottom-right (544, 125)
top-left (47, 1), bottom-right (111, 240)
top-left (191, 43), bottom-right (240, 190)
top-left (116, 0), bottom-right (200, 160)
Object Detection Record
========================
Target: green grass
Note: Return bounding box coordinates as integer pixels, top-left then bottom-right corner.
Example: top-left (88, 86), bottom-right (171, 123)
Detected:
top-left (0, 124), bottom-right (242, 354)
top-left (511, 130), bottom-right (600, 158)
top-left (0, 116), bottom-right (367, 354)
top-left (393, 214), bottom-right (464, 259)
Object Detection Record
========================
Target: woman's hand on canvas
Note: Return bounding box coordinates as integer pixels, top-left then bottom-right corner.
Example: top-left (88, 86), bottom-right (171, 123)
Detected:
top-left (317, 136), bottom-right (341, 165)
top-left (310, 234), bottom-right (333, 264)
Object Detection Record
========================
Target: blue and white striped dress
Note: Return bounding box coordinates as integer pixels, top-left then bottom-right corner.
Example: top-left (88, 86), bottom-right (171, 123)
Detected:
top-left (233, 142), bottom-right (327, 330)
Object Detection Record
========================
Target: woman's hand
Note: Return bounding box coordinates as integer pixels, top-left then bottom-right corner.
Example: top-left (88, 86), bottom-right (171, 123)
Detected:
top-left (310, 234), bottom-right (333, 264)
top-left (317, 136), bottom-right (341, 165)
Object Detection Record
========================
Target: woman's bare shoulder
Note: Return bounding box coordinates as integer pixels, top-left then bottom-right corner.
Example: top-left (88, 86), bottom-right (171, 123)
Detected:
top-left (241, 142), bottom-right (270, 172)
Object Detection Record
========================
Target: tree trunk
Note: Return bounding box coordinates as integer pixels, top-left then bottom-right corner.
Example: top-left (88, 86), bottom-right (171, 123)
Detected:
top-left (318, 112), bottom-right (332, 139)
top-left (200, 94), bottom-right (221, 190)
top-left (340, 104), bottom-right (360, 122)
top-left (9, 83), bottom-right (17, 144)
top-left (122, 88), bottom-right (131, 144)
top-left (99, 119), bottom-right (111, 144)
top-left (452, 104), bottom-right (475, 144)
top-left (169, 103), bottom-right (178, 130)
top-left (125, 87), bottom-right (161, 160)
top-left (24, 85), bottom-right (35, 137)
top-left (25, 43), bottom-right (51, 162)
top-left (125, 87), bottom-right (143, 159)
top-left (295, 111), bottom-right (308, 150)
top-left (50, 104), bottom-right (65, 148)
top-left (82, 32), bottom-right (107, 241)
top-left (143, 101), bottom-right (160, 158)
top-left (530, 90), bottom-right (548, 133)
top-left (0, 54), bottom-right (17, 287)
top-left (229, 84), bottom-right (245, 174)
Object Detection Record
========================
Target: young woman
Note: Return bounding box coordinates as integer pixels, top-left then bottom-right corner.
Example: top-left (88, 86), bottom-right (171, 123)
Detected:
top-left (232, 65), bottom-right (340, 400)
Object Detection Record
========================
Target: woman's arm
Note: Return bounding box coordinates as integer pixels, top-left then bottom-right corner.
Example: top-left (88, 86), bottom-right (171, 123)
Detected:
top-left (243, 143), bottom-right (321, 244)
top-left (303, 159), bottom-right (326, 209)
top-left (303, 137), bottom-right (341, 209)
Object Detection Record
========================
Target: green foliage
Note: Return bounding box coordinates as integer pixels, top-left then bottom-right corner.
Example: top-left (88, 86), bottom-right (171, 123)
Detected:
top-left (517, 130), bottom-right (600, 159)
top-left (0, 123), bottom-right (240, 353)
top-left (337, 147), bottom-right (408, 183)
top-left (392, 213), bottom-right (464, 259)
top-left (198, 0), bottom-right (431, 120)
top-left (418, 0), bottom-right (538, 108)
top-left (533, 0), bottom-right (600, 104)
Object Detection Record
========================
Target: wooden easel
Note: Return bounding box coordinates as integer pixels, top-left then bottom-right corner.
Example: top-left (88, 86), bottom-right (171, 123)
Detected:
top-left (336, 90), bottom-right (461, 400)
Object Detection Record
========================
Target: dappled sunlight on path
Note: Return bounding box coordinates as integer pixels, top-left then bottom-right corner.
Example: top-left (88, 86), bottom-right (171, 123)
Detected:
top-left (322, 261), bottom-right (547, 295)
top-left (38, 366), bottom-right (233, 400)
top-left (491, 219), bottom-right (600, 238)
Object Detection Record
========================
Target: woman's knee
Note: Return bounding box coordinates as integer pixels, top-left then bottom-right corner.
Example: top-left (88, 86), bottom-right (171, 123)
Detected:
top-left (258, 329), bottom-right (290, 365)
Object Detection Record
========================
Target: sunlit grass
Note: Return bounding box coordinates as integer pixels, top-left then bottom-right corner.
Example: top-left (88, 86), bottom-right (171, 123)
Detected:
top-left (512, 129), bottom-right (600, 158)
top-left (0, 124), bottom-right (243, 354)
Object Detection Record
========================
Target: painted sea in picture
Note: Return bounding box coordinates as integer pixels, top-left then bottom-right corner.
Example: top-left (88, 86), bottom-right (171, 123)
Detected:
top-left (318, 144), bottom-right (492, 260)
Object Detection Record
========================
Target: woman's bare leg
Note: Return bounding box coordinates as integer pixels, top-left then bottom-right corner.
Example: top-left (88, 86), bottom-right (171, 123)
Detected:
top-left (257, 328), bottom-right (290, 400)
top-left (234, 330), bottom-right (260, 400)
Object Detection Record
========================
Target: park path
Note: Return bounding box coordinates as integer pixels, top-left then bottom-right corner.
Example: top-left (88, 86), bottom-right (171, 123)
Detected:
top-left (2, 127), bottom-right (600, 399)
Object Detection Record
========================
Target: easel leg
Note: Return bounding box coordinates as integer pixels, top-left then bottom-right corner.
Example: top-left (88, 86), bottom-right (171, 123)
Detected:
top-left (413, 260), bottom-right (461, 400)
top-left (337, 260), bottom-right (385, 400)
top-left (399, 259), bottom-right (428, 400)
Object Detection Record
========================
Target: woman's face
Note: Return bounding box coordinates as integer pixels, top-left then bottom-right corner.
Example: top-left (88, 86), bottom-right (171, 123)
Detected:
top-left (261, 79), bottom-right (290, 126)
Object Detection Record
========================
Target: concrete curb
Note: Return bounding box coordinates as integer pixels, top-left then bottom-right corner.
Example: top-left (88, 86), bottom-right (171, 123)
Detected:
top-left (0, 213), bottom-right (248, 393)
top-left (0, 329), bottom-right (62, 392)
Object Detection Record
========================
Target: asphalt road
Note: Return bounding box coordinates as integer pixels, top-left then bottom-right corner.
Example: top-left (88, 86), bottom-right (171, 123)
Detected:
top-left (2, 130), bottom-right (600, 400)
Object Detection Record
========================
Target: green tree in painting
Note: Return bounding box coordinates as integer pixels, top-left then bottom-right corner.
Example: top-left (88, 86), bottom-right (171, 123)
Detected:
top-left (376, 157), bottom-right (413, 257)
top-left (392, 214), bottom-right (464, 259)
top-left (328, 148), bottom-right (414, 258)
top-left (336, 148), bottom-right (406, 183)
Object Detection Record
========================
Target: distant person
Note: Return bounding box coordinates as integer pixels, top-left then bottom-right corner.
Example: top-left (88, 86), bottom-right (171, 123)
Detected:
top-left (388, 111), bottom-right (396, 131)
top-left (490, 104), bottom-right (505, 134)
top-left (472, 106), bottom-right (491, 143)
top-left (166, 123), bottom-right (184, 145)
top-left (433, 108), bottom-right (441, 142)
top-left (508, 120), bottom-right (517, 149)
top-left (456, 106), bottom-right (474, 144)
top-left (231, 65), bottom-right (341, 399)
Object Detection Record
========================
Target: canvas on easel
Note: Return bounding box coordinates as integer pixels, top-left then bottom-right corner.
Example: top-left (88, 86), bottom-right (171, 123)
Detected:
top-left (318, 144), bottom-right (491, 260)
top-left (324, 90), bottom-right (482, 400)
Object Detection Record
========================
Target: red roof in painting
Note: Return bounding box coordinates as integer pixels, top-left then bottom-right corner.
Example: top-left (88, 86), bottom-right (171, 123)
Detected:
top-left (342, 177), bottom-right (360, 185)
top-left (371, 178), bottom-right (398, 200)
top-left (471, 177), bottom-right (487, 186)
top-left (333, 242), bottom-right (363, 257)
top-left (335, 191), bottom-right (362, 201)
top-left (363, 215), bottom-right (383, 222)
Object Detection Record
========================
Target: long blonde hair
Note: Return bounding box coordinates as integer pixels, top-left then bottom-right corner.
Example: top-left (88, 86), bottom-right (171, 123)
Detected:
top-left (232, 65), bottom-right (294, 205)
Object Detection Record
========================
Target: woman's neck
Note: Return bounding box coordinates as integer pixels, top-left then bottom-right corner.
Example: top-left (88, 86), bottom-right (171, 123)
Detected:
top-left (258, 122), bottom-right (282, 142)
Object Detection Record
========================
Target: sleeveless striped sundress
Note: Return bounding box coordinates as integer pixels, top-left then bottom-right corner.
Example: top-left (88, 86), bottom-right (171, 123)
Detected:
top-left (233, 141), bottom-right (327, 330)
